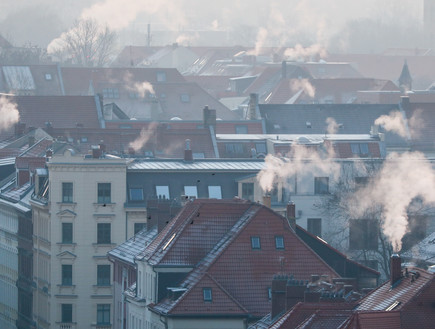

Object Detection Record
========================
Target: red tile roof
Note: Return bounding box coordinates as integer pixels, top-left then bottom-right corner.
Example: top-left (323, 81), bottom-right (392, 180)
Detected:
top-left (0, 95), bottom-right (101, 140)
top-left (145, 199), bottom-right (339, 318)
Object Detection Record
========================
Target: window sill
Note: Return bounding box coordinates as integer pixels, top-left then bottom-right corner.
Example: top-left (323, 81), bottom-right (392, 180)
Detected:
top-left (93, 203), bottom-right (116, 211)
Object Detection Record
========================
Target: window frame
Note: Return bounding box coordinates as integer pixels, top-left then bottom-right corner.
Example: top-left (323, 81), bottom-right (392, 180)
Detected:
top-left (155, 185), bottom-right (170, 199)
top-left (97, 304), bottom-right (111, 325)
top-left (275, 236), bottom-right (285, 249)
top-left (203, 288), bottom-right (212, 302)
top-left (97, 183), bottom-right (111, 204)
top-left (242, 182), bottom-right (254, 201)
top-left (62, 264), bottom-right (72, 286)
top-left (129, 188), bottom-right (144, 201)
top-left (184, 186), bottom-right (198, 198)
top-left (61, 304), bottom-right (73, 323)
top-left (314, 177), bottom-right (329, 194)
top-left (62, 182), bottom-right (73, 203)
top-left (251, 236), bottom-right (261, 250)
top-left (97, 223), bottom-right (111, 244)
top-left (62, 222), bottom-right (73, 244)
top-left (97, 265), bottom-right (111, 286)
top-left (208, 186), bottom-right (222, 199)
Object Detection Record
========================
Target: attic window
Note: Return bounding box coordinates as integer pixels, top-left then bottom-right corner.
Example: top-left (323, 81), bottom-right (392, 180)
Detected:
top-left (45, 73), bottom-right (52, 80)
top-left (203, 288), bottom-right (212, 302)
top-left (251, 236), bottom-right (261, 249)
top-left (306, 121), bottom-right (312, 128)
top-left (275, 236), bottom-right (284, 249)
top-left (184, 186), bottom-right (198, 198)
top-left (385, 300), bottom-right (401, 311)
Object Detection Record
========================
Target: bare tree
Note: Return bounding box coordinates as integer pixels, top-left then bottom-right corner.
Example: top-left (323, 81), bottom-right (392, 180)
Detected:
top-left (55, 19), bottom-right (117, 67)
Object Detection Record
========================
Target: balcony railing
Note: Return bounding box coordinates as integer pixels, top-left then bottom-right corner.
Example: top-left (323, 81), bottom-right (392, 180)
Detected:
top-left (59, 323), bottom-right (76, 329)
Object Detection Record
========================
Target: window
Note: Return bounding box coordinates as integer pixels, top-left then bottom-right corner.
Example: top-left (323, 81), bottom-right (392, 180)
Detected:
top-left (102, 88), bottom-right (119, 99)
top-left (349, 219), bottom-right (379, 250)
top-left (251, 236), bottom-right (261, 249)
top-left (62, 182), bottom-right (73, 203)
top-left (156, 72), bottom-right (166, 82)
top-left (129, 188), bottom-right (144, 201)
top-left (314, 177), bottom-right (329, 194)
top-left (235, 125), bottom-right (248, 134)
top-left (255, 143), bottom-right (267, 154)
top-left (351, 143), bottom-right (369, 157)
top-left (184, 186), bottom-right (198, 198)
top-left (156, 186), bottom-right (170, 199)
top-left (62, 223), bottom-right (73, 244)
top-left (208, 186), bottom-right (222, 199)
top-left (97, 265), bottom-right (111, 286)
top-left (134, 222), bottom-right (147, 234)
top-left (225, 143), bottom-right (244, 154)
top-left (61, 304), bottom-right (72, 323)
top-left (275, 236), bottom-right (284, 249)
top-left (97, 304), bottom-right (110, 325)
top-left (97, 223), bottom-right (111, 244)
top-left (307, 218), bottom-right (322, 237)
top-left (242, 183), bottom-right (254, 201)
top-left (62, 265), bottom-right (72, 286)
top-left (180, 93), bottom-right (190, 102)
top-left (98, 183), bottom-right (111, 204)
top-left (203, 288), bottom-right (212, 301)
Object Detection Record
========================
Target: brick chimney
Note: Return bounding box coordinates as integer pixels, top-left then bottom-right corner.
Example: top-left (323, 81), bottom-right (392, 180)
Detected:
top-left (286, 202), bottom-right (296, 231)
top-left (271, 275), bottom-right (287, 319)
top-left (391, 254), bottom-right (402, 286)
top-left (263, 195), bottom-right (271, 208)
top-left (285, 278), bottom-right (307, 310)
top-left (247, 93), bottom-right (259, 120)
top-left (184, 139), bottom-right (193, 162)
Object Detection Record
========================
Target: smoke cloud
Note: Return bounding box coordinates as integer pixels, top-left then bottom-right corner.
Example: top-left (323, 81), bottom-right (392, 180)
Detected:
top-left (126, 81), bottom-right (155, 98)
top-left (0, 96), bottom-right (20, 132)
top-left (290, 79), bottom-right (316, 98)
top-left (375, 109), bottom-right (425, 140)
top-left (350, 152), bottom-right (435, 252)
top-left (128, 122), bottom-right (158, 152)
top-left (284, 44), bottom-right (328, 62)
top-left (257, 134), bottom-right (339, 193)
top-left (325, 117), bottom-right (339, 135)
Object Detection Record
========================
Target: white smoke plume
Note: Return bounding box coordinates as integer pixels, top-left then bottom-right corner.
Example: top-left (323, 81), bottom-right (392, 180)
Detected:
top-left (350, 152), bottom-right (435, 252)
top-left (290, 79), bottom-right (316, 98)
top-left (374, 110), bottom-right (408, 138)
top-left (375, 109), bottom-right (425, 140)
top-left (284, 43), bottom-right (328, 62)
top-left (257, 137), bottom-right (339, 193)
top-left (0, 96), bottom-right (20, 132)
top-left (325, 117), bottom-right (339, 135)
top-left (127, 81), bottom-right (155, 98)
top-left (128, 122), bottom-right (158, 152)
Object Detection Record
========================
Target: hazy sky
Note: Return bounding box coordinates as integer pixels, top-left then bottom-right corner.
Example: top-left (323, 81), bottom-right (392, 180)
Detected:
top-left (0, 0), bottom-right (425, 51)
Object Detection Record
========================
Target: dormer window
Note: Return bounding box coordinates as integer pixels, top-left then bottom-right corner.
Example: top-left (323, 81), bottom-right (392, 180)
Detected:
top-left (306, 121), bottom-right (312, 128)
top-left (203, 288), bottom-right (212, 302)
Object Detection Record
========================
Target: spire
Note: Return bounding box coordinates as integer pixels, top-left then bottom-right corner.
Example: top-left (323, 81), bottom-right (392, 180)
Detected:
top-left (398, 60), bottom-right (412, 92)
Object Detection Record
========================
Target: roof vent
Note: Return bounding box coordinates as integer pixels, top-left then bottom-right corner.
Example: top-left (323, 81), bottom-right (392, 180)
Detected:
top-left (306, 121), bottom-right (312, 128)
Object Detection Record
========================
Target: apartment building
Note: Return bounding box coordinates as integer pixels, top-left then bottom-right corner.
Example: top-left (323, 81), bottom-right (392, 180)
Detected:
top-left (31, 149), bottom-right (129, 329)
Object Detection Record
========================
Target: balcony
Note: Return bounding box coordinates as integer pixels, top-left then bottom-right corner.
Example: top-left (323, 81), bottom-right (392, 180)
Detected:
top-left (58, 323), bottom-right (76, 329)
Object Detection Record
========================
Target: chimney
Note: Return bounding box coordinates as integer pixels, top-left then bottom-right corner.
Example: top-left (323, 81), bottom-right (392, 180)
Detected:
top-left (203, 105), bottom-right (216, 128)
top-left (28, 136), bottom-right (35, 147)
top-left (400, 96), bottom-right (410, 111)
top-left (263, 195), bottom-right (271, 208)
top-left (92, 145), bottom-right (102, 159)
top-left (14, 122), bottom-right (26, 137)
top-left (391, 254), bottom-right (402, 286)
top-left (99, 142), bottom-right (106, 154)
top-left (184, 139), bottom-right (193, 162)
top-left (286, 202), bottom-right (296, 231)
top-left (45, 149), bottom-right (53, 158)
top-left (271, 275), bottom-right (287, 319)
top-left (247, 93), bottom-right (259, 120)
top-left (282, 61), bottom-right (287, 79)
top-left (285, 279), bottom-right (307, 310)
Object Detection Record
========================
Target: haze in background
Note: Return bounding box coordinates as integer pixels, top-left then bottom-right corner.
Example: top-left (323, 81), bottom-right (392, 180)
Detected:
top-left (0, 0), bottom-right (424, 53)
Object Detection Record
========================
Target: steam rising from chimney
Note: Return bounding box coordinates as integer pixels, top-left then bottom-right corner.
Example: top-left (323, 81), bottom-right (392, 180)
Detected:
top-left (290, 79), bottom-right (316, 99)
top-left (128, 122), bottom-right (158, 152)
top-left (325, 117), bottom-right (339, 134)
top-left (375, 109), bottom-right (425, 140)
top-left (126, 81), bottom-right (155, 98)
top-left (257, 134), bottom-right (339, 193)
top-left (350, 152), bottom-right (435, 252)
top-left (284, 44), bottom-right (327, 62)
top-left (0, 97), bottom-right (20, 132)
